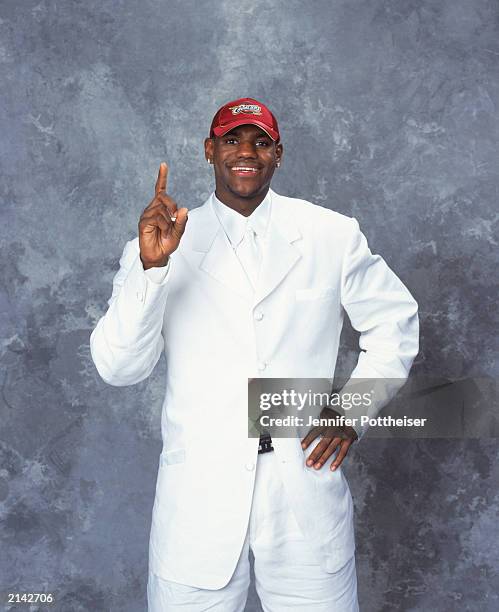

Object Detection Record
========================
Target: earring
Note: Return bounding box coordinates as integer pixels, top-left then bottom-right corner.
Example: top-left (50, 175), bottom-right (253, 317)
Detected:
top-left (208, 159), bottom-right (213, 164)
top-left (276, 161), bottom-right (281, 168)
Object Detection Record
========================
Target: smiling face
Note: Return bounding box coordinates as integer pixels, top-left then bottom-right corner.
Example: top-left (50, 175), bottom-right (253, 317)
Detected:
top-left (204, 124), bottom-right (283, 216)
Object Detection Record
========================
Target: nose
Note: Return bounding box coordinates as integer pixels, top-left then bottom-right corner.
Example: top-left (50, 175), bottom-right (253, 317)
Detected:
top-left (236, 140), bottom-right (258, 158)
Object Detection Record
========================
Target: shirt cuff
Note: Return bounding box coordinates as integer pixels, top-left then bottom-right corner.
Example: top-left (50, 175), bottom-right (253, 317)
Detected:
top-left (143, 259), bottom-right (170, 284)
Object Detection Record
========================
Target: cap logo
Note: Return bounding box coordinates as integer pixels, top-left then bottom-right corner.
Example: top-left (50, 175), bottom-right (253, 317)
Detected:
top-left (228, 104), bottom-right (262, 116)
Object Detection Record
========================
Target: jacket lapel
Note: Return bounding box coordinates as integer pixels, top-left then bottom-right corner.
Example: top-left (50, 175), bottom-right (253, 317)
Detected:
top-left (255, 189), bottom-right (302, 304)
top-left (190, 196), bottom-right (253, 300)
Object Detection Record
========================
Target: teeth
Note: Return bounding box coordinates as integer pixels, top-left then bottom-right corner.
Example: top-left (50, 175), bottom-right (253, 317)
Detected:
top-left (232, 167), bottom-right (258, 172)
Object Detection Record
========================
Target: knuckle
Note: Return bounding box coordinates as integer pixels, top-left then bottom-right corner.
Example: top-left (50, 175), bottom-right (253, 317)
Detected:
top-left (157, 201), bottom-right (170, 214)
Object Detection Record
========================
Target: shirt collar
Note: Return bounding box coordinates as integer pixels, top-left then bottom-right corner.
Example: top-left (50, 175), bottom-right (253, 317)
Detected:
top-left (211, 190), bottom-right (272, 248)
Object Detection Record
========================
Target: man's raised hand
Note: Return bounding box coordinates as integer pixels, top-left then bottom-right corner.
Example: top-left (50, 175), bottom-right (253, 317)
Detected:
top-left (139, 162), bottom-right (188, 269)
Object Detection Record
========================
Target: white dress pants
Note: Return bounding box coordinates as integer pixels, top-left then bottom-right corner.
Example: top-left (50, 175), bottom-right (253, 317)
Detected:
top-left (147, 451), bottom-right (359, 611)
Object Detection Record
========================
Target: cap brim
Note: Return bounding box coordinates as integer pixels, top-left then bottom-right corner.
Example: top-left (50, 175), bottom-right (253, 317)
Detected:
top-left (213, 119), bottom-right (279, 141)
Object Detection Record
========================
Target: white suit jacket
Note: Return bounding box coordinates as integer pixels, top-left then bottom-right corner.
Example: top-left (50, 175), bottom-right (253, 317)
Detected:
top-left (90, 188), bottom-right (419, 589)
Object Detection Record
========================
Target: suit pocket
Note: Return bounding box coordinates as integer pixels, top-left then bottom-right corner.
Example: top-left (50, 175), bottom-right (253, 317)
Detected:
top-left (295, 286), bottom-right (336, 301)
top-left (155, 449), bottom-right (187, 510)
top-left (160, 448), bottom-right (186, 467)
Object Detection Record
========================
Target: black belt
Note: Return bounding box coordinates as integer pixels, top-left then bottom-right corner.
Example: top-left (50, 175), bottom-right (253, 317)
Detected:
top-left (258, 432), bottom-right (274, 454)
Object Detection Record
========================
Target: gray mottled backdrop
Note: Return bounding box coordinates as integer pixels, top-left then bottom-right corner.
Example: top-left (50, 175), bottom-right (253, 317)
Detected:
top-left (1, 0), bottom-right (498, 610)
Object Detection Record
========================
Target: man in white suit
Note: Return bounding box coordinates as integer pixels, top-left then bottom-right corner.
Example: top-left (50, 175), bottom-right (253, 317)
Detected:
top-left (90, 97), bottom-right (419, 611)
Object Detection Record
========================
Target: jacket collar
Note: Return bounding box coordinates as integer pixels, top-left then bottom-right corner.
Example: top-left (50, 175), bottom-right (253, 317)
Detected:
top-left (190, 188), bottom-right (302, 303)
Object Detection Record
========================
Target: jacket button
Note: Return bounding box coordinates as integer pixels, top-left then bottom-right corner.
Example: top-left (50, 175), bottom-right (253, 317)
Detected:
top-left (257, 362), bottom-right (267, 371)
top-left (254, 310), bottom-right (264, 321)
top-left (245, 462), bottom-right (255, 471)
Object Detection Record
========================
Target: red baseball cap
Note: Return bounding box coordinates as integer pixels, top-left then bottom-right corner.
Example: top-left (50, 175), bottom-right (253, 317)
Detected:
top-left (209, 97), bottom-right (280, 142)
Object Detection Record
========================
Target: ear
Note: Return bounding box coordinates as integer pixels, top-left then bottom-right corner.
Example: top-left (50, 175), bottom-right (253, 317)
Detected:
top-left (204, 137), bottom-right (214, 163)
top-left (275, 142), bottom-right (283, 164)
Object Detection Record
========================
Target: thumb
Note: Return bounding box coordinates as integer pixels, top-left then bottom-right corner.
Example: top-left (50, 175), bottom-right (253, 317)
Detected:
top-left (172, 207), bottom-right (188, 240)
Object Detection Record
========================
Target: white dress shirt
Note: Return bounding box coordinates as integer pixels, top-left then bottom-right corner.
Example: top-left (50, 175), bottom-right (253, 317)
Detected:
top-left (212, 190), bottom-right (271, 289)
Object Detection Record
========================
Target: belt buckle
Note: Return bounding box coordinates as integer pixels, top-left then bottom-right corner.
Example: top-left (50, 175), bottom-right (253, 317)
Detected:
top-left (258, 433), bottom-right (274, 454)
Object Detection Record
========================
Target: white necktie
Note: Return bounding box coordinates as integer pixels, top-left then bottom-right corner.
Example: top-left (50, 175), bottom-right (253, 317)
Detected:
top-left (236, 223), bottom-right (261, 289)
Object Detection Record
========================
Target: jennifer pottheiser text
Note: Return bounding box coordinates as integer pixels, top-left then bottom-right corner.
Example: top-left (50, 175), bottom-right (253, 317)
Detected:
top-left (259, 414), bottom-right (428, 428)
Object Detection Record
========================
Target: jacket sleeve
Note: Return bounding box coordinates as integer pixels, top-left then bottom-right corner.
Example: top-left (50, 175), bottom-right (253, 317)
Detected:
top-left (338, 218), bottom-right (420, 439)
top-left (90, 238), bottom-right (171, 386)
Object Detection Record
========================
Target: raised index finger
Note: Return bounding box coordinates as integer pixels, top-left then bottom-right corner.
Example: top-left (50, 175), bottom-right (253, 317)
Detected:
top-left (155, 162), bottom-right (168, 196)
